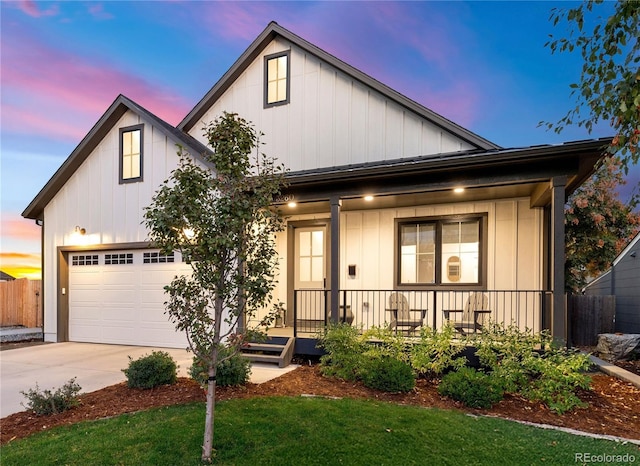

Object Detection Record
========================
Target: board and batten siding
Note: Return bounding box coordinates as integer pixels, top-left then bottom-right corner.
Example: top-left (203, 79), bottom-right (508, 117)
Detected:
top-left (188, 37), bottom-right (474, 173)
top-left (585, 239), bottom-right (640, 333)
top-left (255, 199), bottom-right (543, 327)
top-left (41, 110), bottom-right (190, 342)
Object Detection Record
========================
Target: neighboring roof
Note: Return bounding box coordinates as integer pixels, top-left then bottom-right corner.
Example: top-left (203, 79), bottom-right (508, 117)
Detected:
top-left (584, 231), bottom-right (640, 290)
top-left (22, 94), bottom-right (212, 220)
top-left (179, 21), bottom-right (500, 151)
top-left (0, 271), bottom-right (16, 281)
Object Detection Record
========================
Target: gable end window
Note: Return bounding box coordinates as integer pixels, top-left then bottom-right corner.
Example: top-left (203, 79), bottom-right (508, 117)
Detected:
top-left (119, 124), bottom-right (144, 183)
top-left (264, 51), bottom-right (290, 107)
top-left (396, 215), bottom-right (486, 288)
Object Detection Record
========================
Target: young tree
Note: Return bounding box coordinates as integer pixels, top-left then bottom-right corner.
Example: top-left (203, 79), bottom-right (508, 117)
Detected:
top-left (544, 0), bottom-right (640, 170)
top-left (565, 156), bottom-right (640, 292)
top-left (144, 112), bottom-right (286, 462)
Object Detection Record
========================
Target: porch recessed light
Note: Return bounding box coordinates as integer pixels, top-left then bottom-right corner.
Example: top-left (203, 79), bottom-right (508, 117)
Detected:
top-left (364, 195), bottom-right (374, 201)
top-left (287, 202), bottom-right (297, 208)
top-left (453, 188), bottom-right (465, 194)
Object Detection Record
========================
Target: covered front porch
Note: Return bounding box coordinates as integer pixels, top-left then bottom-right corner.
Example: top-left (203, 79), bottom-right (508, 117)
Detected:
top-left (257, 139), bottom-right (608, 352)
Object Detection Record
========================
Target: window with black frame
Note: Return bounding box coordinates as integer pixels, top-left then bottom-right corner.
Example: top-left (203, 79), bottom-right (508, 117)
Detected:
top-left (398, 216), bottom-right (484, 286)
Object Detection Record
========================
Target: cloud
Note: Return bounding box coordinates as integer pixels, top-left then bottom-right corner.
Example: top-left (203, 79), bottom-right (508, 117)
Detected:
top-left (1, 215), bottom-right (41, 242)
top-left (87, 3), bottom-right (114, 20)
top-left (192, 2), bottom-right (285, 42)
top-left (2, 25), bottom-right (192, 144)
top-left (0, 253), bottom-right (42, 280)
top-left (18, 0), bottom-right (59, 18)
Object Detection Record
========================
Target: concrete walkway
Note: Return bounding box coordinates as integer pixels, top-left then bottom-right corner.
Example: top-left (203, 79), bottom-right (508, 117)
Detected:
top-left (0, 342), bottom-right (297, 418)
top-left (589, 354), bottom-right (640, 389)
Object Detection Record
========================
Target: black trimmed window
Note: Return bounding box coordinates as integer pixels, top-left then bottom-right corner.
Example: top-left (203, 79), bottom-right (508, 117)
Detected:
top-left (105, 253), bottom-right (133, 265)
top-left (143, 252), bottom-right (175, 263)
top-left (264, 51), bottom-right (290, 107)
top-left (72, 255), bottom-right (99, 266)
top-left (397, 215), bottom-right (486, 287)
top-left (119, 124), bottom-right (143, 183)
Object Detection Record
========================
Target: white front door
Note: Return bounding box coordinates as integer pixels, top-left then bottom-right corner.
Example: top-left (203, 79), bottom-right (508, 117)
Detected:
top-left (294, 226), bottom-right (327, 324)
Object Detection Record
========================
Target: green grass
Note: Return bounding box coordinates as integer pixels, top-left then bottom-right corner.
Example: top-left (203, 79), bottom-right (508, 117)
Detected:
top-left (1, 397), bottom-right (638, 465)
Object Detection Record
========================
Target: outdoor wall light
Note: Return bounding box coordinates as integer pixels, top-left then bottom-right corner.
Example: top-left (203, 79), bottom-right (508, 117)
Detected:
top-left (74, 226), bottom-right (86, 235)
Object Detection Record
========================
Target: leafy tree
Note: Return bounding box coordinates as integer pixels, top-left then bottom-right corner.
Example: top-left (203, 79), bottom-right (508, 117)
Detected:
top-left (544, 0), bottom-right (640, 170)
top-left (565, 156), bottom-right (640, 291)
top-left (144, 112), bottom-right (286, 462)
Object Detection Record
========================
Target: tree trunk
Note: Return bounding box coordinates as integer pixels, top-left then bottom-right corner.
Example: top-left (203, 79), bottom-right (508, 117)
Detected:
top-left (201, 347), bottom-right (218, 462)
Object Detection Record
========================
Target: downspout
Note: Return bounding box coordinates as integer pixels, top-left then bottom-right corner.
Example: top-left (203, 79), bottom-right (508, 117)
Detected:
top-left (36, 218), bottom-right (44, 330)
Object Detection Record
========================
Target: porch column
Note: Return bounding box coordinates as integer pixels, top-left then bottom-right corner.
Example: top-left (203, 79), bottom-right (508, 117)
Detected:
top-left (330, 196), bottom-right (341, 323)
top-left (550, 176), bottom-right (567, 343)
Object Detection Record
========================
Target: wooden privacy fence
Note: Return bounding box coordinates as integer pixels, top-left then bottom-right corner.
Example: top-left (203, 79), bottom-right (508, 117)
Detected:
top-left (0, 279), bottom-right (42, 328)
top-left (568, 294), bottom-right (615, 346)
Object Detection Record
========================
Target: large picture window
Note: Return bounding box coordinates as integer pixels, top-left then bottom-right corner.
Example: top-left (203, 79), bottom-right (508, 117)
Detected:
top-left (397, 215), bottom-right (485, 287)
top-left (264, 51), bottom-right (290, 107)
top-left (119, 124), bottom-right (143, 183)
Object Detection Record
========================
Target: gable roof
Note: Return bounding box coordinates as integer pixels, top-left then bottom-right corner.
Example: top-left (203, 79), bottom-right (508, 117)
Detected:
top-left (22, 94), bottom-right (212, 220)
top-left (178, 21), bottom-right (500, 151)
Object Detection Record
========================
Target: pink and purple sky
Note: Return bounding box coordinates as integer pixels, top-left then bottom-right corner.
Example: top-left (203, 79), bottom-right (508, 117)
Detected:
top-left (1, 0), bottom-right (638, 279)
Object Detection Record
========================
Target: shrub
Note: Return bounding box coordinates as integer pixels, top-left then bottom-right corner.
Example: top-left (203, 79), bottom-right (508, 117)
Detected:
top-left (189, 346), bottom-right (251, 387)
top-left (360, 356), bottom-right (416, 393)
top-left (318, 323), bottom-right (368, 380)
top-left (438, 367), bottom-right (503, 409)
top-left (21, 378), bottom-right (82, 415)
top-left (471, 323), bottom-right (592, 413)
top-left (410, 323), bottom-right (467, 376)
top-left (122, 351), bottom-right (178, 389)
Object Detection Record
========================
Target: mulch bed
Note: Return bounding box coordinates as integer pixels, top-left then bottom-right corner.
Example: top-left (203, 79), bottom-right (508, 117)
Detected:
top-left (2, 365), bottom-right (640, 446)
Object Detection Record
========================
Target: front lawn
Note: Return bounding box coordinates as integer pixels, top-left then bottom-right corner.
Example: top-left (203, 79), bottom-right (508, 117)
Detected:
top-left (1, 397), bottom-right (638, 465)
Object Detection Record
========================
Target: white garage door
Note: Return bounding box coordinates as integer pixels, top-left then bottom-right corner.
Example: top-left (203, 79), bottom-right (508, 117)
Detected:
top-left (68, 250), bottom-right (191, 348)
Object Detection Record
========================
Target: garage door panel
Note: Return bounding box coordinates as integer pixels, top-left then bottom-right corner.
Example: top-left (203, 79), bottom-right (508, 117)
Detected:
top-left (103, 270), bottom-right (136, 284)
top-left (69, 305), bottom-right (102, 320)
top-left (101, 289), bottom-right (136, 304)
top-left (102, 326), bottom-right (137, 344)
top-left (102, 309), bottom-right (136, 322)
top-left (69, 323), bottom-right (102, 341)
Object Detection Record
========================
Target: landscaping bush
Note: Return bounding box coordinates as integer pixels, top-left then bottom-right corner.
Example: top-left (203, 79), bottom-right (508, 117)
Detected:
top-left (122, 351), bottom-right (178, 389)
top-left (360, 356), bottom-right (416, 393)
top-left (21, 378), bottom-right (82, 415)
top-left (438, 367), bottom-right (504, 409)
top-left (410, 322), bottom-right (467, 376)
top-left (318, 323), bottom-right (368, 380)
top-left (189, 345), bottom-right (251, 387)
top-left (471, 323), bottom-right (592, 413)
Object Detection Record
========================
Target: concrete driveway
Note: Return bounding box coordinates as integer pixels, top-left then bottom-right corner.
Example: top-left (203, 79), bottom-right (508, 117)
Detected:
top-left (1, 342), bottom-right (296, 418)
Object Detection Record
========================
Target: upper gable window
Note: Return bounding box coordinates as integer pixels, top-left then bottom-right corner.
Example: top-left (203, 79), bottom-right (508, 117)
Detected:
top-left (119, 124), bottom-right (143, 183)
top-left (264, 51), bottom-right (290, 107)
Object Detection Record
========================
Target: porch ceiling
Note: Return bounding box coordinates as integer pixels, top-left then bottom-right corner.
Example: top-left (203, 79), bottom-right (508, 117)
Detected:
top-left (277, 182), bottom-right (541, 214)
